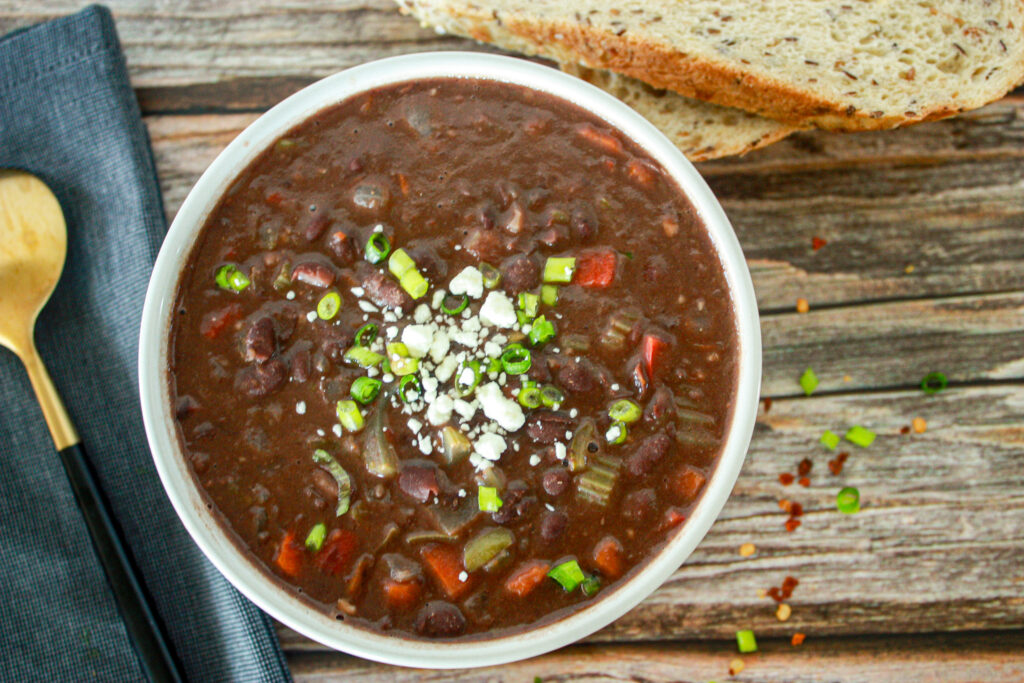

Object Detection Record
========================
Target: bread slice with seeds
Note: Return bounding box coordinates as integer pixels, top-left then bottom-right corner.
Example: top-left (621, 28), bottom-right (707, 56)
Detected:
top-left (396, 0), bottom-right (1024, 131)
top-left (560, 64), bottom-right (798, 162)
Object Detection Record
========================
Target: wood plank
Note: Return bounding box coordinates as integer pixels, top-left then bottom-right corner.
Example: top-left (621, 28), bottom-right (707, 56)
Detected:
top-left (273, 384), bottom-right (1024, 647)
top-left (283, 630), bottom-right (1024, 682)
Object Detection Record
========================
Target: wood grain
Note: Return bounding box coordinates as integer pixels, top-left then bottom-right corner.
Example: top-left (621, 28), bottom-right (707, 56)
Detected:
top-left (284, 631), bottom-right (1024, 682)
top-left (273, 384), bottom-right (1024, 647)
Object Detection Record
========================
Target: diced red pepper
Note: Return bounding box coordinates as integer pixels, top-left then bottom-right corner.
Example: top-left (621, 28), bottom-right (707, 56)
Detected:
top-left (575, 250), bottom-right (617, 288)
top-left (627, 159), bottom-right (657, 187)
top-left (577, 124), bottom-right (624, 155)
top-left (660, 506), bottom-right (687, 531)
top-left (670, 466), bottom-right (707, 503)
top-left (421, 543), bottom-right (472, 600)
top-left (274, 530), bottom-right (304, 577)
top-left (504, 560), bottom-right (551, 598)
top-left (592, 536), bottom-right (624, 579)
top-left (314, 529), bottom-right (358, 577)
top-left (199, 303), bottom-right (243, 340)
top-left (265, 191), bottom-right (286, 207)
top-left (382, 578), bottom-right (422, 611)
top-left (642, 334), bottom-right (669, 379)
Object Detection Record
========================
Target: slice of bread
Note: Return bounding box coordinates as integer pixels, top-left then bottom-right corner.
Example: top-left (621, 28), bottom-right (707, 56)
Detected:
top-left (397, 0), bottom-right (1024, 131)
top-left (560, 64), bottom-right (798, 161)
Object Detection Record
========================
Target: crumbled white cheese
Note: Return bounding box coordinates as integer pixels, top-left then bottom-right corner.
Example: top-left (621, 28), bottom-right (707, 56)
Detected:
top-left (413, 303), bottom-right (432, 324)
top-left (605, 424), bottom-right (623, 443)
top-left (570, 408), bottom-right (578, 418)
top-left (431, 289), bottom-right (446, 309)
top-left (407, 418), bottom-right (423, 434)
top-left (401, 324), bottom-right (434, 358)
top-left (475, 432), bottom-right (506, 462)
top-left (295, 401), bottom-right (306, 415)
top-left (285, 290), bottom-right (296, 300)
top-left (476, 382), bottom-right (525, 431)
top-left (350, 286), bottom-right (365, 297)
top-left (428, 331), bottom-right (450, 364)
top-left (426, 395), bottom-right (454, 426)
top-left (484, 341), bottom-right (502, 358)
top-left (305, 311), bottom-right (317, 322)
top-left (458, 571), bottom-right (468, 582)
top-left (555, 442), bottom-right (567, 461)
top-left (449, 266), bottom-right (484, 299)
top-left (452, 399), bottom-right (477, 421)
top-left (332, 424), bottom-right (343, 437)
top-left (385, 325), bottom-right (399, 339)
top-left (358, 300), bottom-right (378, 313)
top-left (435, 355), bottom-right (459, 383)
top-left (479, 291), bottom-right (517, 328)
top-left (418, 433), bottom-right (433, 455)
top-left (458, 488), bottom-right (467, 498)
top-left (316, 429), bottom-right (326, 437)
top-left (373, 223), bottom-right (384, 233)
top-left (529, 454), bottom-right (541, 467)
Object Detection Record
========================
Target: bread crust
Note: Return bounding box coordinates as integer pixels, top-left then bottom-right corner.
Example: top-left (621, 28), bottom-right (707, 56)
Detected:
top-left (401, 1), bottom-right (1024, 132)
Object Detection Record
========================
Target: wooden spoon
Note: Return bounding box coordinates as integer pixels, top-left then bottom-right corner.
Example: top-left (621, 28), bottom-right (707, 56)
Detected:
top-left (0, 170), bottom-right (182, 683)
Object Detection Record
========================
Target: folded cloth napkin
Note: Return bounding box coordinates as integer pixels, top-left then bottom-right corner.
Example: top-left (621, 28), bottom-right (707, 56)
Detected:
top-left (0, 6), bottom-right (291, 681)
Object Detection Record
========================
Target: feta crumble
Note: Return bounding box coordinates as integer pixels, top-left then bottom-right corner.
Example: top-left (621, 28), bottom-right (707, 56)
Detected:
top-left (479, 291), bottom-right (517, 328)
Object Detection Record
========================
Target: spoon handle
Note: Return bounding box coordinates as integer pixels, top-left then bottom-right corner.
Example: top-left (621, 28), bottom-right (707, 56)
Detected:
top-left (58, 443), bottom-right (185, 683)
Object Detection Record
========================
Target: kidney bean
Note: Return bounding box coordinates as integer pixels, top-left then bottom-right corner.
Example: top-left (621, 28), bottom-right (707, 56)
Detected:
top-left (539, 511), bottom-right (567, 542)
top-left (291, 261), bottom-right (335, 288)
top-left (398, 463), bottom-right (441, 503)
top-left (557, 358), bottom-right (595, 394)
top-left (644, 385), bottom-right (675, 424)
top-left (244, 317), bottom-right (276, 363)
top-left (525, 411), bottom-right (574, 444)
top-left (305, 214), bottom-right (331, 241)
top-left (541, 467), bottom-right (570, 497)
top-left (236, 358), bottom-right (287, 397)
top-left (362, 269), bottom-right (410, 310)
top-left (625, 432), bottom-right (671, 478)
top-left (414, 601), bottom-right (466, 638)
top-left (462, 228), bottom-right (505, 263)
top-left (312, 467), bottom-right (338, 499)
top-left (327, 230), bottom-right (358, 265)
top-left (500, 254), bottom-right (540, 295)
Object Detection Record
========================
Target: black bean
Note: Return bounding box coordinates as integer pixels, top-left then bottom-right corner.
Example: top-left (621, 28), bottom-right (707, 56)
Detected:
top-left (327, 230), bottom-right (358, 266)
top-left (398, 463), bottom-right (441, 503)
top-left (623, 488), bottom-right (657, 522)
top-left (542, 467), bottom-right (570, 496)
top-left (625, 432), bottom-right (672, 478)
top-left (557, 358), bottom-right (595, 394)
top-left (407, 244), bottom-right (447, 281)
top-left (291, 261), bottom-right (336, 288)
top-left (414, 601), bottom-right (466, 638)
top-left (500, 254), bottom-right (540, 295)
top-left (362, 268), bottom-right (410, 310)
top-left (525, 411), bottom-right (574, 444)
top-left (236, 358), bottom-right (287, 397)
top-left (539, 511), bottom-right (567, 542)
top-left (312, 467), bottom-right (338, 499)
top-left (244, 317), bottom-right (276, 363)
top-left (305, 214), bottom-right (331, 241)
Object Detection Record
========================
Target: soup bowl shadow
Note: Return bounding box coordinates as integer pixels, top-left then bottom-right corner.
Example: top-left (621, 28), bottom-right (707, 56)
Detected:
top-left (138, 52), bottom-right (761, 669)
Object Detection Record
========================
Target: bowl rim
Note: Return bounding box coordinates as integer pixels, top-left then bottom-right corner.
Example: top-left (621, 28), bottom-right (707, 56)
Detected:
top-left (139, 51), bottom-right (761, 669)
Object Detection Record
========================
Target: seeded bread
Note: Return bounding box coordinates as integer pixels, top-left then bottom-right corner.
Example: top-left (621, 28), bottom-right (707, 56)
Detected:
top-left (560, 64), bottom-right (797, 161)
top-left (397, 0), bottom-right (1024, 131)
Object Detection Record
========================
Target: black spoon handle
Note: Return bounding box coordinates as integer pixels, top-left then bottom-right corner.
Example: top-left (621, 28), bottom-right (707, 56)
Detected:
top-left (57, 442), bottom-right (184, 683)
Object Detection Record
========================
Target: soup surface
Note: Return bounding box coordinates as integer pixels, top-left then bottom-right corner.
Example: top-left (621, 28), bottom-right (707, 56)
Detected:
top-left (169, 77), bottom-right (738, 639)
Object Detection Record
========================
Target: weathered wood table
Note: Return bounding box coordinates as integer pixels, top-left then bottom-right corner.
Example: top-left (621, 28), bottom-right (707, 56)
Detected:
top-left (8, 2), bottom-right (1024, 680)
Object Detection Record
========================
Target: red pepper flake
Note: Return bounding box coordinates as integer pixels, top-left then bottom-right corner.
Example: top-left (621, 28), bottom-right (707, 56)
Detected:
top-left (785, 518), bottom-right (802, 532)
top-left (828, 452), bottom-right (849, 475)
top-left (900, 425), bottom-right (911, 435)
top-left (779, 473), bottom-right (795, 486)
top-left (792, 632), bottom-right (806, 646)
top-left (763, 396), bottom-right (773, 413)
top-left (797, 458), bottom-right (813, 476)
top-left (782, 576), bottom-right (800, 597)
top-left (789, 502), bottom-right (804, 518)
top-left (778, 499), bottom-right (792, 513)
top-left (812, 236), bottom-right (827, 251)
top-left (767, 586), bottom-right (783, 602)
top-left (798, 477), bottom-right (811, 487)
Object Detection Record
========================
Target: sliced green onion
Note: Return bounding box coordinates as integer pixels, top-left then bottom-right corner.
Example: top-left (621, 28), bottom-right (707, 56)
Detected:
top-left (736, 629), bottom-right (758, 654)
top-left (399, 269), bottom-right (429, 299)
top-left (518, 384), bottom-right (542, 409)
top-left (480, 262), bottom-right (501, 289)
top-left (478, 486), bottom-right (503, 512)
top-left (305, 523), bottom-right (327, 551)
top-left (541, 284), bottom-right (558, 307)
top-left (799, 367), bottom-right (819, 396)
top-left (350, 376), bottom-right (382, 404)
top-left (316, 291), bottom-right (342, 320)
top-left (440, 292), bottom-right (468, 315)
top-left (605, 421), bottom-right (627, 445)
top-left (820, 429), bottom-right (840, 450)
top-left (581, 575), bottom-right (601, 597)
top-left (518, 292), bottom-right (539, 318)
top-left (845, 425), bottom-right (876, 447)
top-left (486, 357), bottom-right (502, 374)
top-left (386, 343), bottom-right (419, 376)
top-left (540, 384), bottom-right (564, 408)
top-left (543, 257), bottom-right (576, 283)
top-left (344, 346), bottom-right (384, 368)
top-left (312, 449), bottom-right (352, 516)
top-left (455, 360), bottom-right (482, 396)
top-left (388, 248), bottom-right (416, 278)
top-left (501, 344), bottom-right (532, 375)
top-left (399, 374), bottom-right (421, 402)
top-left (548, 559), bottom-right (585, 591)
top-left (365, 233), bottom-right (391, 264)
top-left (336, 400), bottom-right (364, 433)
top-left (921, 371), bottom-right (948, 395)
top-left (215, 264), bottom-right (250, 292)
top-left (354, 322), bottom-right (378, 347)
top-left (516, 310), bottom-right (532, 327)
top-left (608, 399), bottom-right (642, 424)
top-left (837, 486), bottom-right (861, 514)
top-left (529, 315), bottom-right (556, 347)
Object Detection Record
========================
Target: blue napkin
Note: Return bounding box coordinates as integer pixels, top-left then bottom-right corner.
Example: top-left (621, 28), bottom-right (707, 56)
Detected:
top-left (0, 6), bottom-right (291, 681)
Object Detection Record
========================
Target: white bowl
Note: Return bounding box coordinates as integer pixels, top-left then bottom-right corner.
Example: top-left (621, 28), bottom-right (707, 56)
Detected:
top-left (139, 52), bottom-right (761, 669)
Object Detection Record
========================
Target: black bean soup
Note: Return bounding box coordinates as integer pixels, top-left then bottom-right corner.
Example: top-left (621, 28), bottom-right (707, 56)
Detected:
top-left (169, 78), bottom-right (738, 640)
